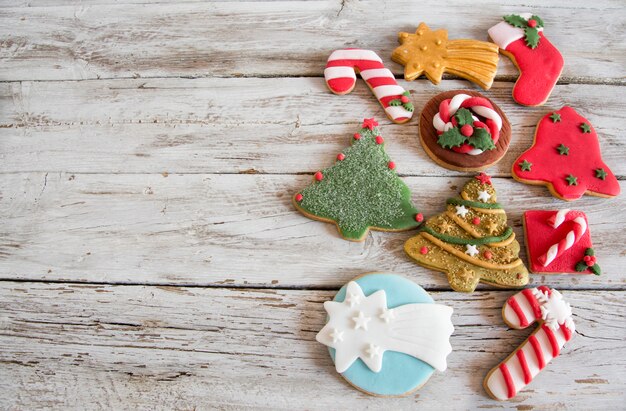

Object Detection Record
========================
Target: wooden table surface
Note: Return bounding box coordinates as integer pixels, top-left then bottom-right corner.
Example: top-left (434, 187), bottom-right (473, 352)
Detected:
top-left (1, 0), bottom-right (625, 409)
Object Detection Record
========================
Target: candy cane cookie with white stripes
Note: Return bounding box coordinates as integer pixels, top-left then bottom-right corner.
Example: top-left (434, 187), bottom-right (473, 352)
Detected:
top-left (484, 286), bottom-right (575, 400)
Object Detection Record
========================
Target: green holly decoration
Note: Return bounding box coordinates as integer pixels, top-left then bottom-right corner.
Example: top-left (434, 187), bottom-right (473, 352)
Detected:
top-left (550, 113), bottom-right (561, 122)
top-left (503, 14), bottom-right (544, 49)
top-left (557, 144), bottom-right (569, 155)
top-left (580, 123), bottom-right (591, 133)
top-left (437, 108), bottom-right (496, 151)
top-left (595, 168), bottom-right (608, 180)
top-left (566, 174), bottom-right (578, 186)
top-left (519, 159), bottom-right (532, 171)
top-left (389, 91), bottom-right (414, 112)
top-left (575, 248), bottom-right (601, 275)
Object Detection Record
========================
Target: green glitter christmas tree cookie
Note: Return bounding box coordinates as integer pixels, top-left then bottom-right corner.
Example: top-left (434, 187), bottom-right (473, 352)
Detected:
top-left (293, 118), bottom-right (423, 241)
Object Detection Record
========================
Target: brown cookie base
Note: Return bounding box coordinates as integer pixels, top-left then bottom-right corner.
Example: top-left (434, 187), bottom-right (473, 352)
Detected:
top-left (419, 90), bottom-right (511, 171)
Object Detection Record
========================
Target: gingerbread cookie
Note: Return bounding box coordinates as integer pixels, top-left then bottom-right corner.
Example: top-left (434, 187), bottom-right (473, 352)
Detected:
top-left (488, 13), bottom-right (563, 106)
top-left (523, 209), bottom-right (601, 275)
top-left (512, 106), bottom-right (620, 201)
top-left (316, 273), bottom-right (454, 396)
top-left (484, 286), bottom-right (575, 400)
top-left (324, 49), bottom-right (414, 124)
top-left (293, 118), bottom-right (423, 241)
top-left (392, 23), bottom-right (499, 90)
top-left (419, 90), bottom-right (511, 172)
top-left (405, 174), bottom-right (529, 293)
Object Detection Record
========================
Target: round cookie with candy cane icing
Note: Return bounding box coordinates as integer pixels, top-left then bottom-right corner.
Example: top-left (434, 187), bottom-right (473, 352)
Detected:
top-left (419, 90), bottom-right (511, 171)
top-left (316, 273), bottom-right (454, 396)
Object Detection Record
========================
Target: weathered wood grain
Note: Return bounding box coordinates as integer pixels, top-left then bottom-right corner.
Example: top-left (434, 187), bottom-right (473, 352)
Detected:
top-left (0, 283), bottom-right (624, 409)
top-left (1, 173), bottom-right (623, 288)
top-left (1, 1), bottom-right (625, 81)
top-left (1, 78), bottom-right (624, 177)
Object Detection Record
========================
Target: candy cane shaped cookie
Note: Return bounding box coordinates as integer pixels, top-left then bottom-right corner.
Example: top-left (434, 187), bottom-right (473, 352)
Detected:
top-left (537, 209), bottom-right (587, 267)
top-left (484, 287), bottom-right (575, 400)
top-left (324, 49), bottom-right (414, 124)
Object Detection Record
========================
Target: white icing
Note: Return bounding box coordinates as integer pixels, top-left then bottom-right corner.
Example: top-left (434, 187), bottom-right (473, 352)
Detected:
top-left (385, 105), bottom-right (412, 120)
top-left (330, 328), bottom-right (344, 343)
top-left (372, 85), bottom-right (406, 100)
top-left (316, 281), bottom-right (454, 374)
top-left (455, 205), bottom-right (469, 217)
top-left (359, 68), bottom-right (394, 80)
top-left (535, 289), bottom-right (575, 331)
top-left (323, 66), bottom-right (356, 81)
top-left (465, 244), bottom-right (479, 257)
top-left (345, 292), bottom-right (361, 307)
top-left (541, 211), bottom-right (588, 267)
top-left (488, 13), bottom-right (545, 50)
top-left (477, 189), bottom-right (491, 202)
top-left (550, 208), bottom-right (570, 228)
top-left (327, 49), bottom-right (383, 63)
top-left (471, 106), bottom-right (503, 130)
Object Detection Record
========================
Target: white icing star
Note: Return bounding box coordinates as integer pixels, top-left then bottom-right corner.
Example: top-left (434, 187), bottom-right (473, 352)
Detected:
top-left (315, 281), bottom-right (454, 374)
top-left (344, 292), bottom-right (361, 307)
top-left (365, 343), bottom-right (381, 358)
top-left (465, 244), bottom-right (479, 257)
top-left (456, 205), bottom-right (469, 217)
top-left (352, 311), bottom-right (371, 330)
top-left (477, 189), bottom-right (491, 203)
top-left (379, 307), bottom-right (396, 323)
top-left (329, 328), bottom-right (344, 343)
top-left (534, 288), bottom-right (575, 332)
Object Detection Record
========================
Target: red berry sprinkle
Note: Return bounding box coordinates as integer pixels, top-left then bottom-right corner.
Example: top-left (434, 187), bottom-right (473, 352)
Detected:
top-left (584, 255), bottom-right (591, 262)
top-left (337, 153), bottom-right (345, 161)
top-left (388, 161), bottom-right (396, 170)
top-left (420, 246), bottom-right (428, 255)
top-left (415, 213), bottom-right (424, 222)
top-left (375, 136), bottom-right (384, 145)
top-left (472, 217), bottom-right (481, 225)
top-left (400, 95), bottom-right (410, 104)
top-left (314, 171), bottom-right (323, 181)
top-left (461, 124), bottom-right (473, 137)
top-left (484, 251), bottom-right (493, 260)
top-left (528, 19), bottom-right (537, 28)
top-left (295, 193), bottom-right (303, 202)
top-left (354, 133), bottom-right (361, 140)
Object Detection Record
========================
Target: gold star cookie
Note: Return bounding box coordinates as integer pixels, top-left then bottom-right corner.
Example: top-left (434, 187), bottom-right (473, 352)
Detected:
top-left (392, 23), bottom-right (500, 90)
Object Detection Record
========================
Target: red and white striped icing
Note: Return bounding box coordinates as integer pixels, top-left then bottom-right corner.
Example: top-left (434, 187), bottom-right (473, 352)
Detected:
top-left (432, 93), bottom-right (502, 155)
top-left (485, 287), bottom-right (575, 400)
top-left (538, 209), bottom-right (587, 267)
top-left (324, 49), bottom-right (413, 123)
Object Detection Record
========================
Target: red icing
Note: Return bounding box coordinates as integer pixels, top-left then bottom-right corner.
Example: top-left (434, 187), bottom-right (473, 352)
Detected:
top-left (388, 161), bottom-right (396, 170)
top-left (353, 133), bottom-right (361, 140)
top-left (516, 349), bottom-right (532, 384)
top-left (461, 124), bottom-right (473, 137)
top-left (472, 217), bottom-right (480, 225)
top-left (560, 323), bottom-right (573, 341)
top-left (507, 296), bottom-right (528, 328)
top-left (521, 288), bottom-right (542, 320)
top-left (401, 95), bottom-right (409, 104)
top-left (295, 193), bottom-right (303, 202)
top-left (513, 107), bottom-right (619, 200)
top-left (527, 19), bottom-right (537, 28)
top-left (524, 210), bottom-right (593, 274)
top-left (528, 335), bottom-right (545, 370)
top-left (337, 153), bottom-right (345, 161)
top-left (362, 118), bottom-right (379, 130)
top-left (499, 363), bottom-right (516, 399)
top-left (415, 213), bottom-right (424, 222)
top-left (484, 250), bottom-right (493, 260)
top-left (314, 171), bottom-right (323, 181)
top-left (542, 324), bottom-right (560, 357)
top-left (375, 136), bottom-right (384, 144)
top-left (475, 173), bottom-right (492, 185)
top-left (504, 32), bottom-right (563, 106)
top-left (420, 246), bottom-right (428, 255)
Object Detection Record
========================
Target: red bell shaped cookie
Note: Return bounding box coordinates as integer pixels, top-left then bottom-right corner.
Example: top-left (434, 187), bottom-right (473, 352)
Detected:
top-left (512, 106), bottom-right (620, 201)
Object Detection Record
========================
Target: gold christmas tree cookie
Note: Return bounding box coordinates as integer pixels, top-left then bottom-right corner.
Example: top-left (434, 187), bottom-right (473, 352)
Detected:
top-left (404, 173), bottom-right (529, 292)
top-left (392, 23), bottom-right (500, 90)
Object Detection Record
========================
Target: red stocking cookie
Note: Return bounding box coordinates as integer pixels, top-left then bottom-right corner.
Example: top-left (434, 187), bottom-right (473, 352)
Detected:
top-left (484, 286), bottom-right (575, 400)
top-left (523, 209), bottom-right (601, 274)
top-left (488, 13), bottom-right (563, 106)
top-left (512, 106), bottom-right (620, 201)
top-left (324, 49), bottom-right (414, 124)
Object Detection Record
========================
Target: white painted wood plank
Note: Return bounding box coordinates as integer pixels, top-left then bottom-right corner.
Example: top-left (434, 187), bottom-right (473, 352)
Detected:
top-left (0, 283), bottom-right (623, 409)
top-left (0, 1), bottom-right (624, 81)
top-left (1, 173), bottom-right (623, 288)
top-left (1, 78), bottom-right (624, 177)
